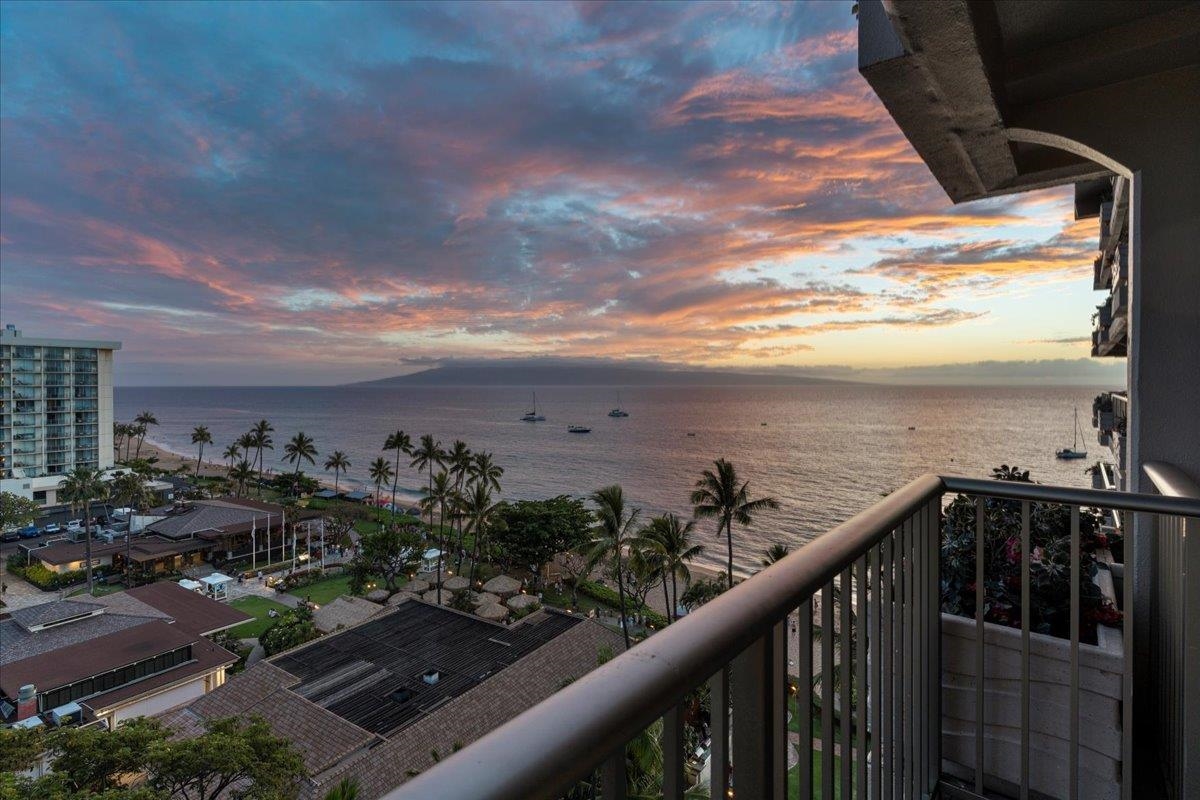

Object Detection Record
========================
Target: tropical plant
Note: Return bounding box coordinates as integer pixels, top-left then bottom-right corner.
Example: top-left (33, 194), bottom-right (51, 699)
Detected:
top-left (0, 491), bottom-right (39, 532)
top-left (369, 456), bottom-right (394, 506)
top-left (283, 431), bottom-right (317, 482)
top-left (588, 485), bottom-right (640, 650)
top-left (133, 410), bottom-right (158, 458)
top-left (112, 471), bottom-right (154, 584)
top-left (249, 419), bottom-right (274, 491)
top-left (461, 481), bottom-right (504, 592)
top-left (229, 460), bottom-right (255, 498)
top-left (680, 575), bottom-right (730, 610)
top-left (260, 605), bottom-right (319, 655)
top-left (761, 542), bottom-right (791, 567)
top-left (640, 513), bottom-right (704, 622)
top-left (348, 525), bottom-right (423, 593)
top-left (190, 425), bottom-right (213, 475)
top-left (411, 435), bottom-right (446, 535)
top-left (447, 440), bottom-right (473, 568)
top-left (383, 430), bottom-right (413, 519)
top-left (58, 466), bottom-right (108, 595)
top-left (422, 470), bottom-right (454, 603)
top-left (323, 777), bottom-right (360, 800)
top-left (492, 496), bottom-right (592, 589)
top-left (470, 451), bottom-right (503, 493)
top-left (691, 458), bottom-right (779, 589)
top-left (324, 450), bottom-right (351, 494)
top-left (222, 443), bottom-right (242, 468)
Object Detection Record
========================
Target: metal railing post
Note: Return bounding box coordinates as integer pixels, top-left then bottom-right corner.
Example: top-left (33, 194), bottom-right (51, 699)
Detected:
top-left (731, 632), bottom-right (777, 799)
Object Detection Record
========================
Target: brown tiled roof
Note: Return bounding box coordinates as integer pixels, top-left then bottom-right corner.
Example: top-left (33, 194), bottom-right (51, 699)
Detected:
top-left (0, 620), bottom-right (195, 697)
top-left (124, 582), bottom-right (250, 636)
top-left (82, 636), bottom-right (238, 713)
top-left (32, 535), bottom-right (210, 567)
top-left (187, 661), bottom-right (299, 718)
top-left (8, 600), bottom-right (104, 631)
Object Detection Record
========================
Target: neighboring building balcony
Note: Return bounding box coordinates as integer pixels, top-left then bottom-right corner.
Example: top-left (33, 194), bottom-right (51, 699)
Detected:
top-left (392, 469), bottom-right (1200, 800)
top-left (43, 359), bottom-right (71, 373)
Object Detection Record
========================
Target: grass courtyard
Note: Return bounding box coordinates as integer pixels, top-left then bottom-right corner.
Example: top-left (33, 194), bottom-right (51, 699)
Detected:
top-left (228, 596), bottom-right (292, 638)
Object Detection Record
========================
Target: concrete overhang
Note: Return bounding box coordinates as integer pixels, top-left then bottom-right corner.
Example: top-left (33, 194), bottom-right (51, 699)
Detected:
top-left (858, 0), bottom-right (1200, 202)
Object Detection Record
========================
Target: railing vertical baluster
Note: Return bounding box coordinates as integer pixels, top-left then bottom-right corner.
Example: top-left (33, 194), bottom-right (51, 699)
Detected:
top-left (822, 581), bottom-right (836, 799)
top-left (882, 535), bottom-right (894, 800)
top-left (974, 496), bottom-right (986, 795)
top-left (928, 497), bottom-right (941, 795)
top-left (774, 621), bottom-right (788, 800)
top-left (1122, 511), bottom-right (1134, 800)
top-left (1020, 501), bottom-right (1030, 800)
top-left (799, 598), bottom-right (814, 800)
top-left (841, 567), bottom-right (854, 796)
top-left (914, 505), bottom-right (925, 797)
top-left (732, 632), bottom-right (775, 799)
top-left (601, 747), bottom-right (626, 800)
top-left (710, 668), bottom-right (730, 799)
top-left (856, 555), bottom-right (868, 799)
top-left (1069, 506), bottom-right (1080, 800)
top-left (662, 704), bottom-right (684, 800)
top-left (903, 515), bottom-right (914, 800)
top-left (892, 528), bottom-right (903, 800)
top-left (872, 544), bottom-right (883, 800)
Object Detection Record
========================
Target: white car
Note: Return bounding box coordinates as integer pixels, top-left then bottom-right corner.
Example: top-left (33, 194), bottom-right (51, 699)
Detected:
top-left (66, 519), bottom-right (83, 532)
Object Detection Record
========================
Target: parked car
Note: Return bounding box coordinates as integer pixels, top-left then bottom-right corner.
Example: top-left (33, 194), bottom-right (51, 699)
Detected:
top-left (1, 529), bottom-right (20, 543)
top-left (41, 523), bottom-right (63, 535)
top-left (66, 519), bottom-right (83, 532)
top-left (17, 524), bottom-right (40, 539)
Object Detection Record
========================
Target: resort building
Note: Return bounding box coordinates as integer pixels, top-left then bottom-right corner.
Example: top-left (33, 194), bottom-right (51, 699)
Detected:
top-left (0, 324), bottom-right (121, 506)
top-left (160, 600), bottom-right (623, 800)
top-left (0, 583), bottom-right (248, 730)
top-left (383, 5), bottom-right (1200, 800)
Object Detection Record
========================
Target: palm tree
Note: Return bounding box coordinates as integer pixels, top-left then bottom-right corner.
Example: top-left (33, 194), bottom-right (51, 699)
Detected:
top-left (383, 430), bottom-right (413, 520)
top-left (423, 470), bottom-right (454, 603)
top-left (133, 411), bottom-right (158, 458)
top-left (249, 419), bottom-right (274, 490)
top-left (283, 432), bottom-right (318, 487)
top-left (447, 440), bottom-right (473, 569)
top-left (112, 471), bottom-right (152, 585)
top-left (323, 778), bottom-right (359, 800)
top-left (470, 451), bottom-right (503, 493)
top-left (222, 443), bottom-right (242, 468)
top-left (113, 422), bottom-right (125, 461)
top-left (59, 467), bottom-right (108, 595)
top-left (369, 457), bottom-right (394, 506)
top-left (410, 434), bottom-right (446, 535)
top-left (324, 450), bottom-right (351, 494)
top-left (641, 514), bottom-right (704, 622)
top-left (589, 485), bottom-right (641, 650)
top-left (462, 482), bottom-right (502, 594)
top-left (229, 460), bottom-right (255, 497)
top-left (761, 543), bottom-right (791, 568)
top-left (190, 425), bottom-right (213, 475)
top-left (691, 459), bottom-right (779, 590)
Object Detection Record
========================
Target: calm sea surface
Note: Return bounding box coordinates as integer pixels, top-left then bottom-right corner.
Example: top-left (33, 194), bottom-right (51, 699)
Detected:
top-left (117, 384), bottom-right (1102, 577)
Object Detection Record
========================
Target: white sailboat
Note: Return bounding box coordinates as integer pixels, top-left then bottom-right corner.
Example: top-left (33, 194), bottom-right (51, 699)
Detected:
top-left (1055, 407), bottom-right (1088, 459)
top-left (521, 392), bottom-right (545, 422)
top-left (607, 391), bottom-right (629, 418)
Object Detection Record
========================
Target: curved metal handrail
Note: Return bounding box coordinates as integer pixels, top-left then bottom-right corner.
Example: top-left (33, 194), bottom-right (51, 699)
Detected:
top-left (1143, 460), bottom-right (1200, 500)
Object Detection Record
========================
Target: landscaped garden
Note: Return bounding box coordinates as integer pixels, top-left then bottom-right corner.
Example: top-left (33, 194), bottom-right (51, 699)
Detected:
top-left (228, 596), bottom-right (292, 638)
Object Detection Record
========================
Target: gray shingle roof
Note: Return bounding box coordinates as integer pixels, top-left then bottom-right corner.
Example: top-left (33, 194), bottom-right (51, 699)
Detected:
top-left (8, 600), bottom-right (105, 631)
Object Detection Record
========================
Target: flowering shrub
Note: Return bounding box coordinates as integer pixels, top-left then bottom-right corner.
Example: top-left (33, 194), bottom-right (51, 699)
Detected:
top-left (940, 465), bottom-right (1120, 644)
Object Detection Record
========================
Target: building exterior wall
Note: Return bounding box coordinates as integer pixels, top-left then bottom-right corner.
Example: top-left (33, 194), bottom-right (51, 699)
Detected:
top-left (105, 673), bottom-right (214, 727)
top-left (0, 327), bottom-right (121, 507)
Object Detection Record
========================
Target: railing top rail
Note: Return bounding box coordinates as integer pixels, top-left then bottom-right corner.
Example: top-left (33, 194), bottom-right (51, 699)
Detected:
top-left (1143, 460), bottom-right (1200, 500)
top-left (384, 473), bottom-right (943, 800)
top-left (941, 475), bottom-right (1200, 517)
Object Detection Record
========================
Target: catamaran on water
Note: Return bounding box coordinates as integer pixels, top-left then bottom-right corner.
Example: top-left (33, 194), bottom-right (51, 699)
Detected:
top-left (607, 391), bottom-right (629, 417)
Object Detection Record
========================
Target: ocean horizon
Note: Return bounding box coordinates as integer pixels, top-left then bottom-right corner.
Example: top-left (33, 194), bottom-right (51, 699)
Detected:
top-left (118, 383), bottom-right (1109, 577)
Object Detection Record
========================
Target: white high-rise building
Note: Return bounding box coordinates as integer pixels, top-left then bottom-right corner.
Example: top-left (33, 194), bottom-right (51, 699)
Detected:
top-left (0, 324), bottom-right (121, 506)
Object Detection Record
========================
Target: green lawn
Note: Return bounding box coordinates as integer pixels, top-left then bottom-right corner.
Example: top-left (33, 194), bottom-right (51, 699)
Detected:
top-left (288, 573), bottom-right (357, 605)
top-left (228, 596), bottom-right (292, 638)
top-left (66, 583), bottom-right (125, 598)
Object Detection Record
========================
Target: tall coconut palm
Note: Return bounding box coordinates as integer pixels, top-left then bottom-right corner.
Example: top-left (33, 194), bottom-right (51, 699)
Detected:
top-left (422, 470), bottom-right (454, 602)
top-left (461, 481), bottom-right (503, 594)
top-left (112, 471), bottom-right (152, 585)
top-left (229, 460), bottom-right (254, 497)
top-left (470, 451), bottom-right (503, 493)
top-left (59, 466), bottom-right (108, 595)
top-left (383, 430), bottom-right (412, 520)
top-left (133, 411), bottom-right (158, 458)
top-left (369, 457), bottom-right (394, 507)
top-left (447, 440), bottom-right (473, 569)
top-left (324, 450), bottom-right (351, 494)
top-left (190, 425), bottom-right (213, 475)
top-left (761, 543), bottom-right (791, 568)
top-left (691, 459), bottom-right (779, 590)
top-left (249, 419), bottom-right (274, 490)
top-left (222, 443), bottom-right (242, 468)
top-left (113, 422), bottom-right (125, 460)
top-left (410, 434), bottom-right (446, 534)
top-left (588, 485), bottom-right (641, 650)
top-left (283, 432), bottom-right (318, 486)
top-left (641, 514), bottom-right (705, 622)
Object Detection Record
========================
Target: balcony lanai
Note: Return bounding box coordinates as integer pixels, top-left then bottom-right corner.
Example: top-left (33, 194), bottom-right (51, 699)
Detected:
top-left (389, 4), bottom-right (1200, 799)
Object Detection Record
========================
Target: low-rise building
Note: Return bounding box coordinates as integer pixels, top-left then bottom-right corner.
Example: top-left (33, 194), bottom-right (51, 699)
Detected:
top-left (160, 599), bottom-right (623, 799)
top-left (0, 583), bottom-right (249, 730)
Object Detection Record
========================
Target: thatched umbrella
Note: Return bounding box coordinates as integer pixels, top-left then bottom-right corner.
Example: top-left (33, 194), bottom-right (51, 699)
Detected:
top-left (402, 579), bottom-right (430, 593)
top-left (442, 575), bottom-right (470, 593)
top-left (421, 589), bottom-right (451, 606)
top-left (482, 575), bottom-right (522, 598)
top-left (365, 589), bottom-right (389, 604)
top-left (507, 594), bottom-right (539, 611)
top-left (471, 591), bottom-right (500, 607)
top-left (476, 602), bottom-right (509, 622)
top-left (388, 591), bottom-right (420, 606)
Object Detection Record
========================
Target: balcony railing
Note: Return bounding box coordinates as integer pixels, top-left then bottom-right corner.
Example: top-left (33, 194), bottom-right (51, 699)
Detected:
top-left (389, 471), bottom-right (1200, 800)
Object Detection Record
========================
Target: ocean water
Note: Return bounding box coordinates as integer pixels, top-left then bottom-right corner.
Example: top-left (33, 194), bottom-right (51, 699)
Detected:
top-left (117, 384), bottom-right (1103, 576)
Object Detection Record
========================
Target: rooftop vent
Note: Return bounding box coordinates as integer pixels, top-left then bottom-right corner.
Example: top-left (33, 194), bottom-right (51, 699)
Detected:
top-left (422, 670), bottom-right (440, 685)
top-left (389, 688), bottom-right (413, 704)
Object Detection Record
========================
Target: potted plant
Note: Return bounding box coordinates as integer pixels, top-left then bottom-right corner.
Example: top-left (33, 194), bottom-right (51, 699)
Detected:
top-left (940, 466), bottom-right (1123, 800)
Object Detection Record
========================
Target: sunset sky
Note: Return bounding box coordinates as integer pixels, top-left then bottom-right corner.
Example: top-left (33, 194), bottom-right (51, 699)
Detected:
top-left (0, 1), bottom-right (1113, 385)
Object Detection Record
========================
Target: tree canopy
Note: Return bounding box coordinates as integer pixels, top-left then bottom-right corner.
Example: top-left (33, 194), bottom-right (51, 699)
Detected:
top-left (0, 491), bottom-right (39, 532)
top-left (347, 525), bottom-right (423, 593)
top-left (493, 496), bottom-right (593, 583)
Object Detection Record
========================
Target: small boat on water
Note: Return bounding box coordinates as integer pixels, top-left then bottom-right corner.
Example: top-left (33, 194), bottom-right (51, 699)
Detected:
top-left (608, 392), bottom-right (629, 418)
top-left (520, 392), bottom-right (545, 422)
top-left (567, 425), bottom-right (591, 434)
top-left (1055, 407), bottom-right (1088, 460)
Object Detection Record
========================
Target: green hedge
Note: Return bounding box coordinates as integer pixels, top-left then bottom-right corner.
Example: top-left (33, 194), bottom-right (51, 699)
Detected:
top-left (16, 562), bottom-right (90, 591)
top-left (575, 580), bottom-right (669, 629)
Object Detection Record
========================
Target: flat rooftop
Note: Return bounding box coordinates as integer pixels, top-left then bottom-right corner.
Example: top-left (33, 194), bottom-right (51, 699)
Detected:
top-left (271, 601), bottom-right (583, 737)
